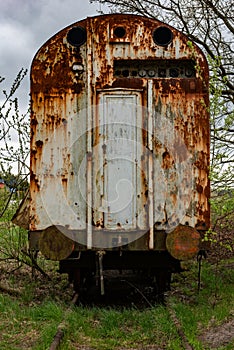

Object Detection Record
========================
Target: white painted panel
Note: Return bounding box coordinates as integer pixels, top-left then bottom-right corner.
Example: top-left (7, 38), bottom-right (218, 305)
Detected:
top-left (93, 91), bottom-right (148, 231)
top-left (104, 95), bottom-right (137, 229)
top-left (31, 94), bottom-right (87, 231)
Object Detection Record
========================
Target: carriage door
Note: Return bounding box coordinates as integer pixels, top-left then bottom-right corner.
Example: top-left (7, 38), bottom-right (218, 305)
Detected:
top-left (93, 90), bottom-right (148, 231)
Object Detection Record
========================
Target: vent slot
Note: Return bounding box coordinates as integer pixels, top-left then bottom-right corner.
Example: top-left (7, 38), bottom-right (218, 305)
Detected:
top-left (114, 60), bottom-right (196, 79)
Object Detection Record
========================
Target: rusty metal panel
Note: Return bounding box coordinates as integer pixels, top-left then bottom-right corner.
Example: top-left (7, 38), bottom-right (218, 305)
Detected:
top-left (150, 80), bottom-right (210, 231)
top-left (30, 13), bottom-right (210, 253)
top-left (89, 15), bottom-right (208, 90)
top-left (30, 17), bottom-right (89, 232)
top-left (89, 14), bottom-right (210, 238)
top-left (30, 93), bottom-right (87, 231)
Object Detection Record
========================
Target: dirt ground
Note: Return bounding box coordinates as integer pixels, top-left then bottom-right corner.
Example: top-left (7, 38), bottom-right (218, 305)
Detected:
top-left (198, 318), bottom-right (234, 349)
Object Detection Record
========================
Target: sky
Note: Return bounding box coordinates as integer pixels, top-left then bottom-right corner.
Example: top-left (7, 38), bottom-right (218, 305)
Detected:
top-left (0, 0), bottom-right (109, 111)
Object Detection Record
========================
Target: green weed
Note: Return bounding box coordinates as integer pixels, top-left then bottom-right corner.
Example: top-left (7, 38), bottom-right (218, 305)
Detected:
top-left (0, 259), bottom-right (233, 349)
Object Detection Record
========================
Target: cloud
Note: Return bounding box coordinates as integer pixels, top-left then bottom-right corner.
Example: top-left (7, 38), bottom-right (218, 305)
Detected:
top-left (0, 0), bottom-right (101, 74)
top-left (0, 0), bottom-right (110, 173)
top-left (0, 0), bottom-right (105, 111)
top-left (0, 22), bottom-right (34, 72)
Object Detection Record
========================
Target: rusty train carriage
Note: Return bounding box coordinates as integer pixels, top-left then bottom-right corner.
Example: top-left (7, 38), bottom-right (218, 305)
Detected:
top-left (29, 14), bottom-right (210, 293)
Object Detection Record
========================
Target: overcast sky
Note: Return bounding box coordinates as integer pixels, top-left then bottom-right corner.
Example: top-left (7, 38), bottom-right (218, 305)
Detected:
top-left (0, 0), bottom-right (109, 111)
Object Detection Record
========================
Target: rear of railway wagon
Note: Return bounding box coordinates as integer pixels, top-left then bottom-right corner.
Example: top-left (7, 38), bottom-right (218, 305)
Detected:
top-left (29, 14), bottom-right (210, 289)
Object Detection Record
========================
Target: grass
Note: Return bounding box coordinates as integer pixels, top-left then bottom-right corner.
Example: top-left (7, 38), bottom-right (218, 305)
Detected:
top-left (0, 258), bottom-right (233, 349)
top-left (0, 295), bottom-right (179, 350)
top-left (0, 296), bottom-right (62, 350)
top-left (168, 261), bottom-right (234, 350)
top-left (0, 194), bottom-right (233, 349)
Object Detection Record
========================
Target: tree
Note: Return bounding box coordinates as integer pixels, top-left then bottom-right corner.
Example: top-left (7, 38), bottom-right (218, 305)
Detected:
top-left (91, 0), bottom-right (234, 190)
top-left (0, 68), bottom-right (30, 181)
top-left (0, 69), bottom-right (29, 218)
top-left (0, 70), bottom-right (30, 268)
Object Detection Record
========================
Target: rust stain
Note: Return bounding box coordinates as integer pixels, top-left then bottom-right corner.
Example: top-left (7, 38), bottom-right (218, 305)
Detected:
top-left (62, 178), bottom-right (68, 195)
top-left (196, 184), bottom-right (203, 194)
top-left (30, 13), bottom-right (210, 246)
top-left (111, 78), bottom-right (144, 89)
top-left (166, 225), bottom-right (200, 260)
top-left (35, 140), bottom-right (43, 148)
top-left (162, 151), bottom-right (174, 169)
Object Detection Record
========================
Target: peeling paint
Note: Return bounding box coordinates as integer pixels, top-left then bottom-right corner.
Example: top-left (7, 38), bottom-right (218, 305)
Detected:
top-left (30, 14), bottom-right (210, 253)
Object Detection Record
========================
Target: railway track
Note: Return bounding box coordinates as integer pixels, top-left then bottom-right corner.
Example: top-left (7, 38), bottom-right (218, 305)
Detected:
top-left (48, 272), bottom-right (194, 350)
top-left (49, 292), bottom-right (79, 350)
